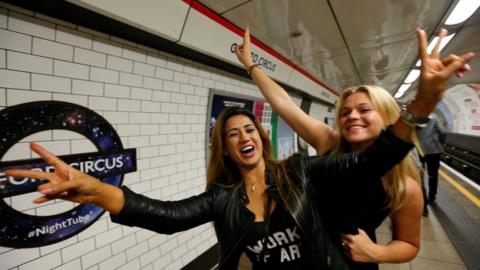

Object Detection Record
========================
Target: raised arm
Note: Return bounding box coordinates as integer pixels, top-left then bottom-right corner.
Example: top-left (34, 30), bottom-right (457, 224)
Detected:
top-left (5, 143), bottom-right (215, 234)
top-left (389, 28), bottom-right (473, 144)
top-left (235, 27), bottom-right (334, 154)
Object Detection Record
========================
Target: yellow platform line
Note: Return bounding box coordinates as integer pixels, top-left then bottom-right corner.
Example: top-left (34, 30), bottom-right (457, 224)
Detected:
top-left (439, 170), bottom-right (480, 208)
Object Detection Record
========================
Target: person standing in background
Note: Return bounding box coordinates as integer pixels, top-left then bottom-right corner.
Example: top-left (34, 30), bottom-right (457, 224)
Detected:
top-left (417, 117), bottom-right (447, 204)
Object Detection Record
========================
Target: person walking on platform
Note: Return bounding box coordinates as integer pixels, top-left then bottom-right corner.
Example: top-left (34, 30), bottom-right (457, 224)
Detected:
top-left (417, 117), bottom-right (447, 204)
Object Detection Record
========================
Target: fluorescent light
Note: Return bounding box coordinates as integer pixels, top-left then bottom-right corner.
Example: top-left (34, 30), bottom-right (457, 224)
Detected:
top-left (445, 0), bottom-right (480, 25)
top-left (394, 84), bottom-right (411, 99)
top-left (404, 69), bottom-right (420, 84)
top-left (426, 33), bottom-right (456, 54)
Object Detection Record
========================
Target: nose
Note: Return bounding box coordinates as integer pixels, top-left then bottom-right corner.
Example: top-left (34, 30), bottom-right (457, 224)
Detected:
top-left (347, 110), bottom-right (360, 120)
top-left (238, 130), bottom-right (249, 141)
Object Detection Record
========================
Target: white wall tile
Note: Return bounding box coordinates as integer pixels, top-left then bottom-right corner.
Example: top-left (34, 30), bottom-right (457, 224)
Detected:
top-left (126, 242), bottom-right (149, 262)
top-left (105, 83), bottom-right (130, 98)
top-left (72, 79), bottom-right (103, 96)
top-left (117, 99), bottom-right (140, 112)
top-left (133, 61), bottom-right (155, 77)
top-left (54, 60), bottom-right (89, 80)
top-left (0, 248), bottom-right (40, 270)
top-left (152, 90), bottom-right (170, 102)
top-left (32, 74), bottom-right (70, 93)
top-left (90, 67), bottom-right (118, 83)
top-left (33, 37), bottom-right (73, 61)
top-left (155, 66), bottom-right (174, 80)
top-left (74, 47), bottom-right (106, 67)
top-left (111, 234), bottom-right (136, 255)
top-left (7, 89), bottom-right (51, 105)
top-left (103, 111), bottom-right (129, 124)
top-left (0, 88), bottom-right (5, 106)
top-left (62, 238), bottom-right (95, 262)
top-left (8, 11), bottom-right (55, 40)
top-left (122, 46), bottom-right (146, 62)
top-left (146, 53), bottom-right (166, 67)
top-left (98, 252), bottom-right (126, 270)
top-left (0, 49), bottom-right (5, 68)
top-left (131, 87), bottom-right (152, 100)
top-left (129, 112), bottom-right (150, 124)
top-left (143, 77), bottom-right (163, 91)
top-left (139, 248), bottom-right (161, 267)
top-left (0, 28), bottom-right (31, 52)
top-left (56, 25), bottom-right (92, 49)
top-left (107, 55), bottom-right (133, 73)
top-left (0, 69), bottom-right (30, 89)
top-left (95, 227), bottom-right (123, 247)
top-left (88, 96), bottom-right (117, 111)
top-left (173, 72), bottom-right (189, 84)
top-left (163, 81), bottom-right (179, 92)
top-left (0, 7), bottom-right (6, 27)
top-left (70, 139), bottom-right (97, 153)
top-left (119, 72), bottom-right (142, 87)
top-left (116, 124), bottom-right (140, 136)
top-left (140, 100), bottom-right (161, 112)
top-left (8, 51), bottom-right (52, 74)
top-left (93, 37), bottom-right (122, 56)
top-left (19, 251), bottom-right (61, 270)
top-left (116, 259), bottom-right (141, 270)
top-left (171, 93), bottom-right (186, 103)
top-left (81, 245), bottom-right (111, 269)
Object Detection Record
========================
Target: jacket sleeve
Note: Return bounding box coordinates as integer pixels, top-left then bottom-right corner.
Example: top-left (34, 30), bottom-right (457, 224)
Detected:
top-left (305, 127), bottom-right (413, 186)
top-left (110, 186), bottom-right (215, 234)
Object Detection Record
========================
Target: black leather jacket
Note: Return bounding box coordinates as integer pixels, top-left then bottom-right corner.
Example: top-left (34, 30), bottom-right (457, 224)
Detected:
top-left (111, 129), bottom-right (412, 269)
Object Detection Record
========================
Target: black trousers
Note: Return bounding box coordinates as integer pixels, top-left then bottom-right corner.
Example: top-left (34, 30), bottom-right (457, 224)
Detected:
top-left (420, 153), bottom-right (441, 202)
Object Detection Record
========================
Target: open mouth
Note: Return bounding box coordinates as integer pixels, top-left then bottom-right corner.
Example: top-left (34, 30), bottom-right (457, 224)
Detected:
top-left (240, 145), bottom-right (255, 154)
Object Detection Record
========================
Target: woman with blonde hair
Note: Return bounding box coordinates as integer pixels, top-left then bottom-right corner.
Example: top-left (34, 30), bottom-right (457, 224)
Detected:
top-left (235, 27), bottom-right (474, 269)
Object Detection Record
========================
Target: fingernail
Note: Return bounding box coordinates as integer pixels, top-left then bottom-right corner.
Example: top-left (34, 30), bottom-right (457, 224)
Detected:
top-left (40, 188), bottom-right (53, 195)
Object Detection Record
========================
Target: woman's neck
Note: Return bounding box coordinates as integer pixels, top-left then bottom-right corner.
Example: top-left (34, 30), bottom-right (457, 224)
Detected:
top-left (240, 159), bottom-right (266, 187)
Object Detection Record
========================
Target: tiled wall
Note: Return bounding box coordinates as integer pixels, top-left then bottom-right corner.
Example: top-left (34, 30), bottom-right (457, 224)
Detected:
top-left (0, 2), bottom-right (268, 270)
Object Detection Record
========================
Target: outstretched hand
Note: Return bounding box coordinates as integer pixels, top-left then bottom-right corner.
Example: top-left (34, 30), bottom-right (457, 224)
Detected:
top-left (5, 143), bottom-right (102, 205)
top-left (416, 28), bottom-right (475, 105)
top-left (235, 27), bottom-right (255, 68)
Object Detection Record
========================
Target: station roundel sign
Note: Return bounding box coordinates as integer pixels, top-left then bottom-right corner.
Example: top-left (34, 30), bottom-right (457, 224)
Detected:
top-left (0, 101), bottom-right (136, 248)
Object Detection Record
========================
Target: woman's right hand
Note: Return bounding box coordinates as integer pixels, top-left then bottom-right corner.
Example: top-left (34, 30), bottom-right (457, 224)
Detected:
top-left (5, 143), bottom-right (123, 213)
top-left (235, 27), bottom-right (255, 69)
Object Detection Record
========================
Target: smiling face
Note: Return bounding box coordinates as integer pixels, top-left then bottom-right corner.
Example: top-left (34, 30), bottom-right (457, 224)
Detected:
top-left (338, 91), bottom-right (386, 151)
top-left (223, 114), bottom-right (264, 171)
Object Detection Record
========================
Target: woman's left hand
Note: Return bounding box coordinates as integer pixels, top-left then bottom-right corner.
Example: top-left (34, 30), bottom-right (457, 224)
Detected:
top-left (341, 229), bottom-right (379, 263)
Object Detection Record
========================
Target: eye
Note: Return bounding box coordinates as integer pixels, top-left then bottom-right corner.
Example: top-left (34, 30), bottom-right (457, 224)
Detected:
top-left (246, 127), bottom-right (256, 133)
top-left (227, 131), bottom-right (238, 137)
top-left (340, 110), bottom-right (350, 117)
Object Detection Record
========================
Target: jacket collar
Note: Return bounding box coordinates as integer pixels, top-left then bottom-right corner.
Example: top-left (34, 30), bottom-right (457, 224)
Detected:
top-left (238, 164), bottom-right (279, 204)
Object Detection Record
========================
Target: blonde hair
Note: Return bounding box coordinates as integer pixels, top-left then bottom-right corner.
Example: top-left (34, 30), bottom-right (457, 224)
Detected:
top-left (332, 85), bottom-right (420, 212)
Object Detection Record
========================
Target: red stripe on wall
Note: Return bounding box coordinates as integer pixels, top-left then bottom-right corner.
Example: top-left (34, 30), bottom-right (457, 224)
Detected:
top-left (181, 0), bottom-right (339, 96)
